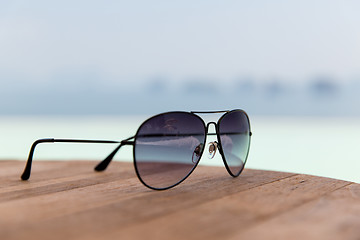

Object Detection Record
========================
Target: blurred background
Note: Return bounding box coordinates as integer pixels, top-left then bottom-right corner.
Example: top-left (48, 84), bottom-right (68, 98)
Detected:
top-left (1, 0), bottom-right (359, 182)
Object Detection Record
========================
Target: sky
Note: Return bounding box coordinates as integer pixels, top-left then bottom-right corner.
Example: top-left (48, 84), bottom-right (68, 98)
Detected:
top-left (1, 0), bottom-right (360, 87)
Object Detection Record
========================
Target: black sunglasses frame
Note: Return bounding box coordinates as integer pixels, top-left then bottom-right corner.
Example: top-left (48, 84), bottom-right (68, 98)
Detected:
top-left (21, 109), bottom-right (252, 190)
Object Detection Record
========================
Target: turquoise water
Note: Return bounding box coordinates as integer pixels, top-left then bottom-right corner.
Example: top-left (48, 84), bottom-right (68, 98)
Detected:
top-left (0, 115), bottom-right (359, 183)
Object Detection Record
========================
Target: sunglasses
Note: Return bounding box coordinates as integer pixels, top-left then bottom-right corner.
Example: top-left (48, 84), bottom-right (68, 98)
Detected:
top-left (21, 110), bottom-right (252, 190)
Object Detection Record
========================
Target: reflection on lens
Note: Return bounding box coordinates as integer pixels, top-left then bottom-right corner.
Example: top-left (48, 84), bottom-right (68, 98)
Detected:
top-left (134, 112), bottom-right (206, 189)
top-left (218, 110), bottom-right (251, 176)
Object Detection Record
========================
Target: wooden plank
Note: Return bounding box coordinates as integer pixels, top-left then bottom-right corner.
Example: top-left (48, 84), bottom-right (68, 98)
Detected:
top-left (0, 161), bottom-right (357, 240)
top-left (104, 174), bottom-right (350, 240)
top-left (234, 183), bottom-right (360, 240)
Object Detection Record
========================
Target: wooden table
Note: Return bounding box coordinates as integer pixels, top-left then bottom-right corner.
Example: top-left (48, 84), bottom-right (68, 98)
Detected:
top-left (0, 161), bottom-right (359, 240)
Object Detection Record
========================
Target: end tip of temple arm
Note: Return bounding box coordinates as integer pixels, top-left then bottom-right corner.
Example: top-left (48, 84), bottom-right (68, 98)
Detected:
top-left (20, 138), bottom-right (55, 181)
top-left (94, 161), bottom-right (108, 172)
top-left (21, 171), bottom-right (30, 180)
top-left (94, 139), bottom-right (134, 172)
top-left (94, 144), bottom-right (123, 172)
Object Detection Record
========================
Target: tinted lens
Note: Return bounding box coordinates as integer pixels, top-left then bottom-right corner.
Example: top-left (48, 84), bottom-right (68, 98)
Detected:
top-left (134, 112), bottom-right (206, 189)
top-left (218, 110), bottom-right (251, 176)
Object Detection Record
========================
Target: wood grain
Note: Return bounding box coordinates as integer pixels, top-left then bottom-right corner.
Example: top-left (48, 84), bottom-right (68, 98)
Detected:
top-left (0, 161), bottom-right (358, 240)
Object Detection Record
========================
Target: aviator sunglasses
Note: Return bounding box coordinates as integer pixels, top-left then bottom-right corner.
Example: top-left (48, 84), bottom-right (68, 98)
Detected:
top-left (21, 110), bottom-right (252, 190)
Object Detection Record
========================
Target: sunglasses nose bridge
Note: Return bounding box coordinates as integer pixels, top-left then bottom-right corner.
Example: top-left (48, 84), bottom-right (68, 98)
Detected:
top-left (206, 121), bottom-right (218, 132)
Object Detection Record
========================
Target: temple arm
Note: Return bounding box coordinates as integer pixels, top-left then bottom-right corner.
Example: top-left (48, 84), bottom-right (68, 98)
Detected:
top-left (94, 136), bottom-right (135, 171)
top-left (20, 138), bottom-right (134, 180)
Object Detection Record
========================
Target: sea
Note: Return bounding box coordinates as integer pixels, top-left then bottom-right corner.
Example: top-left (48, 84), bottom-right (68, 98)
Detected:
top-left (1, 115), bottom-right (359, 183)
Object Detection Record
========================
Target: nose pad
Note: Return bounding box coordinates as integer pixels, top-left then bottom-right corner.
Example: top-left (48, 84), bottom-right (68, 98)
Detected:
top-left (192, 143), bottom-right (204, 164)
top-left (207, 141), bottom-right (218, 159)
